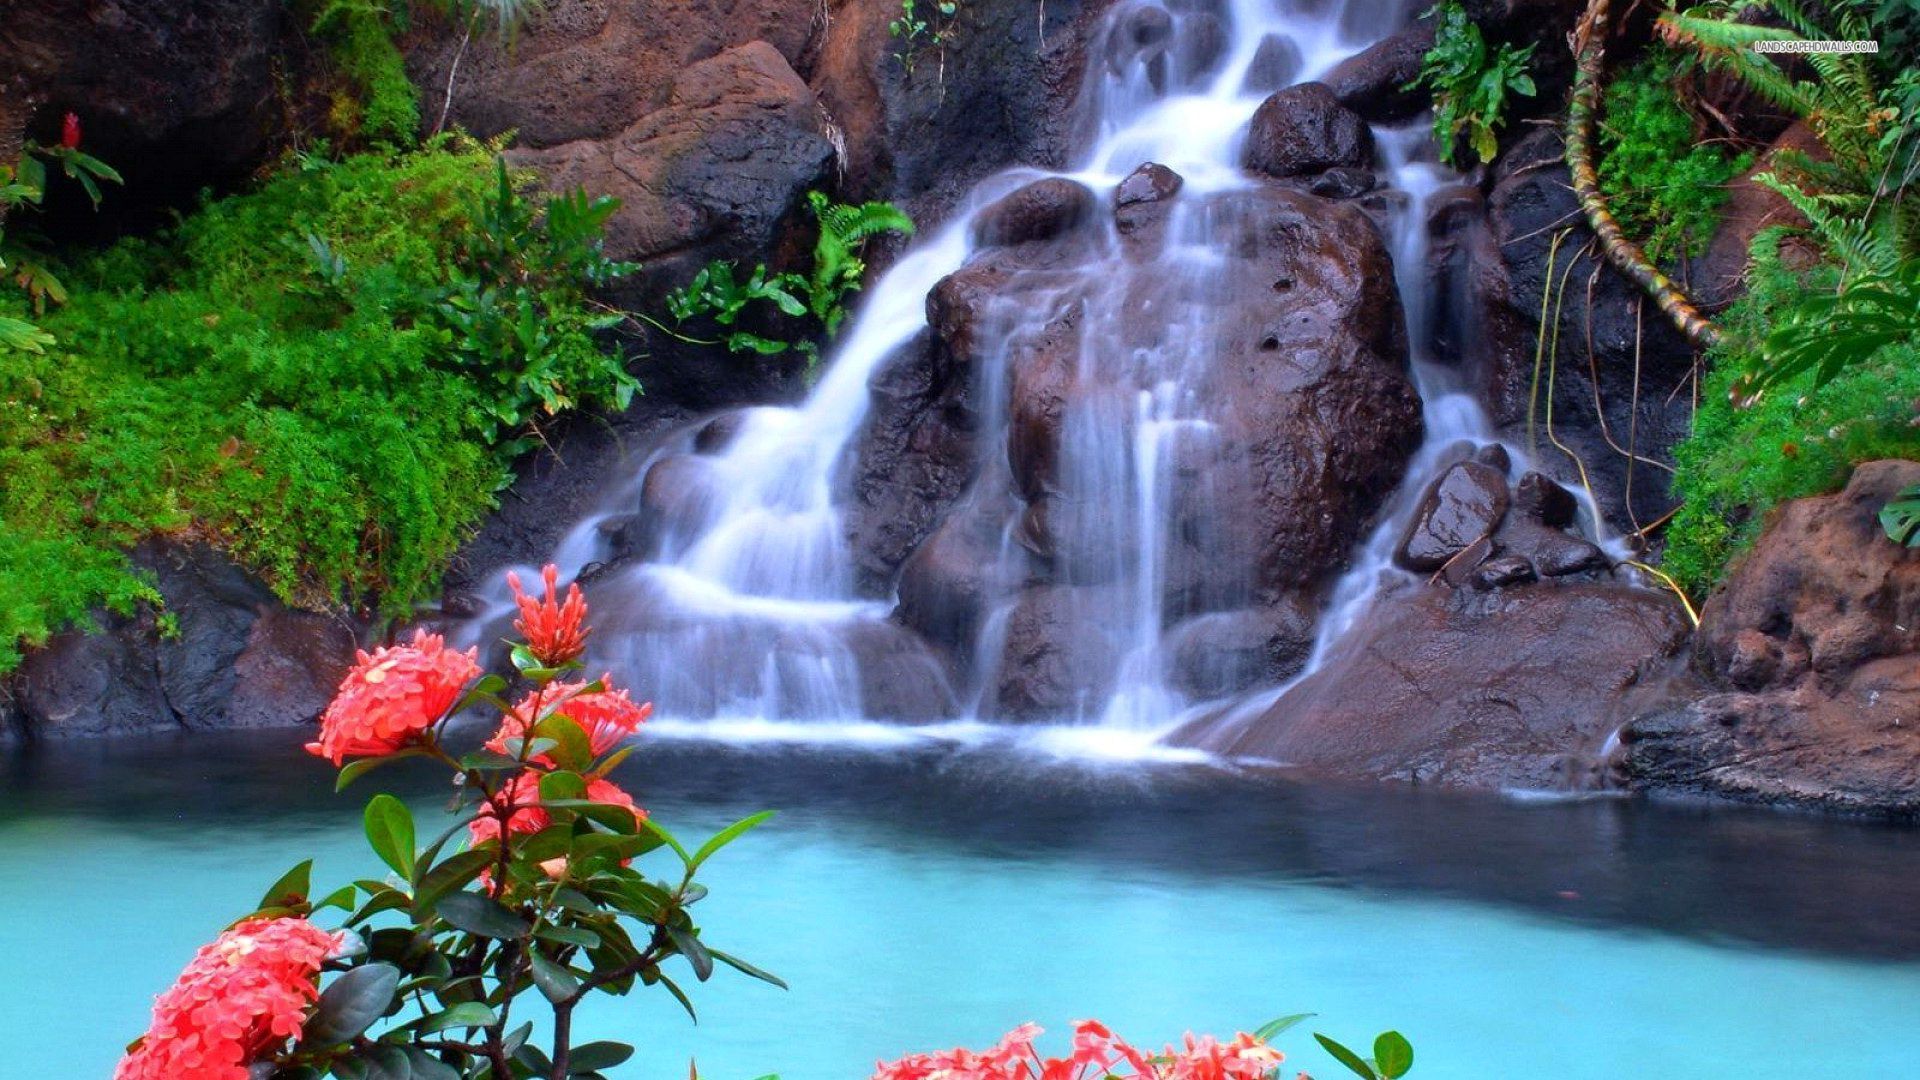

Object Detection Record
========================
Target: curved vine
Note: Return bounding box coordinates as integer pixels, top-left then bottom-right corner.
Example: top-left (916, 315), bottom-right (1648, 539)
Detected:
top-left (1565, 0), bottom-right (1722, 350)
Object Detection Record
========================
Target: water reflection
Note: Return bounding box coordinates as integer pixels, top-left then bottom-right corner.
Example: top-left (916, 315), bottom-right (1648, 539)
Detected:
top-left (8, 728), bottom-right (1920, 961)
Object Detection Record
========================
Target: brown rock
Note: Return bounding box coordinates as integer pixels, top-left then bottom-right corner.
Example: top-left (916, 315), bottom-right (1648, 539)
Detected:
top-left (1172, 582), bottom-right (1692, 790)
top-left (993, 586), bottom-right (1129, 720)
top-left (1241, 82), bottom-right (1374, 179)
top-left (1620, 461), bottom-right (1920, 814)
top-left (1397, 460), bottom-right (1511, 571)
top-left (1320, 19), bottom-right (1435, 123)
top-left (973, 177), bottom-right (1098, 248)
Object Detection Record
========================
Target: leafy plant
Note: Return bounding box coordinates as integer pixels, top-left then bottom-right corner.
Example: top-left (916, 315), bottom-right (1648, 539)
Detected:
top-left (114, 566), bottom-right (782, 1079)
top-left (0, 115), bottom-right (123, 350)
top-left (429, 161), bottom-right (640, 453)
top-left (667, 192), bottom-right (913, 364)
top-left (1595, 48), bottom-right (1754, 265)
top-left (1736, 254), bottom-right (1920, 403)
top-left (1883, 484), bottom-right (1920, 546)
top-left (1313, 1030), bottom-right (1415, 1080)
top-left (0, 140), bottom-right (636, 672)
top-left (1408, 0), bottom-right (1536, 167)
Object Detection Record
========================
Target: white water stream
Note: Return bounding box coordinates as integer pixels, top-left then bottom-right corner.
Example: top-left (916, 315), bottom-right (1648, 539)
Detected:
top-left (456, 0), bottom-right (1616, 753)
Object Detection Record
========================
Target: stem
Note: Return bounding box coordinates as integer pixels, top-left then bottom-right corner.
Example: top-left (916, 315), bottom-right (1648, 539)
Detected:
top-left (434, 10), bottom-right (479, 138)
top-left (1566, 0), bottom-right (1719, 350)
top-left (548, 922), bottom-right (674, 1079)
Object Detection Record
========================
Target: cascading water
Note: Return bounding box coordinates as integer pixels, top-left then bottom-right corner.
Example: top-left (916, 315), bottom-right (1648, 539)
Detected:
top-left (456, 0), bottom-right (1614, 751)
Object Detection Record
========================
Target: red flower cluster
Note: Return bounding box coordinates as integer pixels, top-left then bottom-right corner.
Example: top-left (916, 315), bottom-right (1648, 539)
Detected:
top-left (305, 630), bottom-right (480, 765)
top-left (469, 773), bottom-right (646, 887)
top-left (115, 917), bottom-right (341, 1080)
top-left (485, 680), bottom-right (652, 763)
top-left (873, 1022), bottom-right (1287, 1080)
top-left (61, 112), bottom-right (81, 150)
top-left (509, 564), bottom-right (589, 666)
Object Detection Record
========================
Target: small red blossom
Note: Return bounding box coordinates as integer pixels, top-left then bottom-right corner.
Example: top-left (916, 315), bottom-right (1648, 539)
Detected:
top-left (306, 630), bottom-right (480, 766)
top-left (509, 564), bottom-right (589, 666)
top-left (468, 772), bottom-right (552, 849)
top-left (486, 679), bottom-right (652, 762)
top-left (115, 917), bottom-right (342, 1080)
top-left (61, 112), bottom-right (81, 149)
top-left (873, 1023), bottom-right (1282, 1080)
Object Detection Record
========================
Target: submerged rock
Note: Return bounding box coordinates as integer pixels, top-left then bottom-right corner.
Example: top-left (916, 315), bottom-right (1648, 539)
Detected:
top-left (973, 177), bottom-right (1099, 248)
top-left (1171, 581), bottom-right (1691, 789)
top-left (1620, 461), bottom-right (1920, 815)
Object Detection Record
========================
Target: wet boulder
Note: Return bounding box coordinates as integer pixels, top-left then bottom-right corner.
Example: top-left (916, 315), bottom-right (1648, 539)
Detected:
top-left (1241, 82), bottom-right (1374, 179)
top-left (1171, 581), bottom-right (1692, 790)
top-left (1396, 460), bottom-right (1511, 572)
top-left (1320, 19), bottom-right (1435, 123)
top-left (973, 177), bottom-right (1099, 248)
top-left (993, 586), bottom-right (1131, 720)
top-left (1164, 600), bottom-right (1317, 699)
top-left (1241, 34), bottom-right (1305, 95)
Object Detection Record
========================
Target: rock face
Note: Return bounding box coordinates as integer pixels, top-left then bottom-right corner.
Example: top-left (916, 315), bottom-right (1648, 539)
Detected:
top-left (1438, 129), bottom-right (1699, 536)
top-left (4, 0), bottom-right (293, 230)
top-left (1619, 462), bottom-right (1920, 815)
top-left (511, 42), bottom-right (836, 304)
top-left (1241, 82), bottom-right (1374, 179)
top-left (841, 161), bottom-right (1423, 718)
top-left (9, 541), bottom-right (358, 740)
top-left (1393, 452), bottom-right (1607, 585)
top-left (810, 0), bottom-right (1118, 214)
top-left (1173, 581), bottom-right (1692, 789)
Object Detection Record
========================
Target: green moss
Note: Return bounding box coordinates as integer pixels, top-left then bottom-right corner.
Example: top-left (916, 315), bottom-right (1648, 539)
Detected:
top-left (0, 141), bottom-right (630, 673)
top-left (1663, 230), bottom-right (1920, 592)
top-left (1596, 47), bottom-right (1753, 266)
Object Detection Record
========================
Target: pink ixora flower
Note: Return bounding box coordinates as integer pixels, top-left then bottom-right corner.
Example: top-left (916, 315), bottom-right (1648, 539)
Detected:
top-left (61, 112), bottom-right (81, 150)
top-left (873, 1022), bottom-right (1282, 1080)
top-left (509, 563), bottom-right (589, 667)
top-left (116, 917), bottom-right (342, 1080)
top-left (305, 629), bottom-right (480, 765)
top-left (486, 679), bottom-right (652, 763)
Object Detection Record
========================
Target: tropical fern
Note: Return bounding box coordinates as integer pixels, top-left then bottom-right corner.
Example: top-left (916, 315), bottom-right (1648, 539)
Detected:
top-left (1739, 254), bottom-right (1920, 401)
top-left (806, 191), bottom-right (915, 336)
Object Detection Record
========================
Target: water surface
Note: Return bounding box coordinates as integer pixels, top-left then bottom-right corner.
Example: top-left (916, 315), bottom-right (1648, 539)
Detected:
top-left (6, 729), bottom-right (1920, 1077)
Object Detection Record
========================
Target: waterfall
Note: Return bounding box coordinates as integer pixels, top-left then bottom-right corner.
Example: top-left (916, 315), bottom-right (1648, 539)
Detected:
top-left (455, 0), bottom-right (1605, 753)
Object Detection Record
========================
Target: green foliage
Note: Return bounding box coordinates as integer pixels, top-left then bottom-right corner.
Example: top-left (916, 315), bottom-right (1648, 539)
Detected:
top-left (1313, 1029), bottom-right (1416, 1080)
top-left (1595, 48), bottom-right (1754, 265)
top-left (667, 193), bottom-right (913, 365)
top-left (1739, 254), bottom-right (1920, 401)
top-left (1663, 231), bottom-right (1920, 591)
top-left (309, 0), bottom-right (422, 146)
top-left (0, 140), bottom-right (637, 672)
top-left (1883, 483), bottom-right (1920, 545)
top-left (1, 135), bottom-right (124, 349)
top-left (1408, 0), bottom-right (1536, 167)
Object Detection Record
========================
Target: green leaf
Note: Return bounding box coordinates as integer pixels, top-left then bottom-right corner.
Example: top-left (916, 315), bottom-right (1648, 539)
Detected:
top-left (435, 891), bottom-right (530, 939)
top-left (709, 947), bottom-right (787, 990)
top-left (361, 1045), bottom-right (412, 1080)
top-left (258, 859), bottom-right (314, 910)
top-left (646, 820), bottom-right (694, 864)
top-left (414, 1002), bottom-right (498, 1034)
top-left (1882, 485), bottom-right (1920, 546)
top-left (534, 713), bottom-right (595, 771)
top-left (536, 923), bottom-right (603, 949)
top-left (689, 810), bottom-right (774, 871)
top-left (530, 952), bottom-right (580, 1004)
top-left (365, 794), bottom-right (417, 879)
top-left (667, 925), bottom-right (714, 981)
top-left (405, 1050), bottom-right (461, 1080)
top-left (315, 884), bottom-right (359, 914)
top-left (567, 1042), bottom-right (635, 1072)
top-left (1253, 1013), bottom-right (1315, 1042)
top-left (411, 849), bottom-right (497, 918)
top-left (1314, 1034), bottom-right (1378, 1080)
top-left (0, 316), bottom-right (55, 354)
top-left (304, 963), bottom-right (401, 1047)
top-left (1374, 1031), bottom-right (1414, 1079)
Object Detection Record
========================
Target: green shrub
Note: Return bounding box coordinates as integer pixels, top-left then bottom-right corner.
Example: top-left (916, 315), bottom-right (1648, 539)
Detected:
top-left (1408, 0), bottom-right (1536, 167)
top-left (0, 140), bottom-right (636, 672)
top-left (1663, 230), bottom-right (1920, 592)
top-left (1596, 48), bottom-right (1753, 266)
